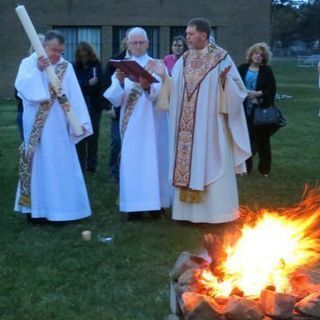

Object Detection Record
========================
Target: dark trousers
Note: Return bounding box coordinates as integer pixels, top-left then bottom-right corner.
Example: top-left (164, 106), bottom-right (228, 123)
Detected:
top-left (245, 104), bottom-right (272, 175)
top-left (108, 118), bottom-right (121, 181)
top-left (246, 128), bottom-right (272, 175)
top-left (77, 104), bottom-right (102, 172)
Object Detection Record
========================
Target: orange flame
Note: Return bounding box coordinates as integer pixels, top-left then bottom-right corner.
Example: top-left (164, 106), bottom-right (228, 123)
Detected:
top-left (198, 189), bottom-right (320, 298)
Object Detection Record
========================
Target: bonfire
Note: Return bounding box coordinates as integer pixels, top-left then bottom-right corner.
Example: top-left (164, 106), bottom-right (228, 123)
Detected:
top-left (167, 188), bottom-right (320, 320)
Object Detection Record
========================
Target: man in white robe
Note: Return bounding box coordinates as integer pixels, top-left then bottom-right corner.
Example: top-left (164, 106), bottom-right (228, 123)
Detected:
top-left (104, 27), bottom-right (170, 221)
top-left (14, 30), bottom-right (93, 222)
top-left (152, 18), bottom-right (251, 224)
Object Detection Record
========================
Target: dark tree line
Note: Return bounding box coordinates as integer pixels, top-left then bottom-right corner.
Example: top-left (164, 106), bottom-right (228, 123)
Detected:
top-left (272, 0), bottom-right (320, 53)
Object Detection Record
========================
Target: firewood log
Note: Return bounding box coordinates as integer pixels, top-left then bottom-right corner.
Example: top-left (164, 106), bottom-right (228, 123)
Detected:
top-left (170, 251), bottom-right (208, 281)
top-left (203, 233), bottom-right (227, 279)
top-left (224, 296), bottom-right (263, 320)
top-left (259, 289), bottom-right (296, 319)
top-left (181, 292), bottom-right (224, 320)
top-left (295, 292), bottom-right (320, 318)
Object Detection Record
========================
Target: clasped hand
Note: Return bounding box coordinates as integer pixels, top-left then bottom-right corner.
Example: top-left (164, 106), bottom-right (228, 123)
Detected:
top-left (139, 76), bottom-right (151, 91)
top-left (247, 90), bottom-right (262, 100)
top-left (37, 56), bottom-right (50, 71)
top-left (115, 69), bottom-right (151, 91)
top-left (89, 77), bottom-right (98, 86)
top-left (115, 69), bottom-right (127, 86)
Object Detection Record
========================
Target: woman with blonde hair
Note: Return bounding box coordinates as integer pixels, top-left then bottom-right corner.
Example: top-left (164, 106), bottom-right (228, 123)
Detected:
top-left (238, 42), bottom-right (276, 177)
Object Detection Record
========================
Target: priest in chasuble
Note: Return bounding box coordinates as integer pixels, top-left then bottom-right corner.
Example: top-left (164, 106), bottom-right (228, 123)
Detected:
top-left (14, 30), bottom-right (93, 222)
top-left (152, 18), bottom-right (251, 224)
top-left (104, 27), bottom-right (171, 221)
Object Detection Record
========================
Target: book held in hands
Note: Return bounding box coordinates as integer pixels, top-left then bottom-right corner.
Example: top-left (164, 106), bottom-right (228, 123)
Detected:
top-left (110, 59), bottom-right (159, 84)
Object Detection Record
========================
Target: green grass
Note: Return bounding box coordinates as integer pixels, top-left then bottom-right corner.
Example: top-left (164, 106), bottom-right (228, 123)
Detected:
top-left (0, 58), bottom-right (320, 319)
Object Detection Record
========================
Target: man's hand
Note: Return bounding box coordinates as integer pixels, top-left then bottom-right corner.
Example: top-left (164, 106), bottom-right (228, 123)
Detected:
top-left (115, 69), bottom-right (127, 87)
top-left (139, 76), bottom-right (151, 92)
top-left (146, 59), bottom-right (166, 81)
top-left (220, 65), bottom-right (231, 89)
top-left (37, 56), bottom-right (50, 71)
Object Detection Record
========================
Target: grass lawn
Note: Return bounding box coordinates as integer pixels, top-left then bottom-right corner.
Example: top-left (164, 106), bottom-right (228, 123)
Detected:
top-left (0, 58), bottom-right (319, 319)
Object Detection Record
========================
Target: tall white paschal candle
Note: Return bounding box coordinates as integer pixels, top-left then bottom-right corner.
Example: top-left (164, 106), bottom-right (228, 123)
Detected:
top-left (15, 5), bottom-right (83, 136)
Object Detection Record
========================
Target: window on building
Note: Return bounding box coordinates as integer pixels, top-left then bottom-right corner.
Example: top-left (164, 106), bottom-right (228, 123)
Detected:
top-left (53, 27), bottom-right (101, 62)
top-left (112, 26), bottom-right (160, 58)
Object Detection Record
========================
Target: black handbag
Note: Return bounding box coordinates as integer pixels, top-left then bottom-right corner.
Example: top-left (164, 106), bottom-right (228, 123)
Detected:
top-left (253, 105), bottom-right (286, 134)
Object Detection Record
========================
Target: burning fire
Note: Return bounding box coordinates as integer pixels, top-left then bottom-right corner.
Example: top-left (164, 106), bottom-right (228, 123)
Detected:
top-left (197, 204), bottom-right (320, 298)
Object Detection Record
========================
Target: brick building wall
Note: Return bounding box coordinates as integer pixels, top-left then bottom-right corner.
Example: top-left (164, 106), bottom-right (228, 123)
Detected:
top-left (1, 0), bottom-right (271, 98)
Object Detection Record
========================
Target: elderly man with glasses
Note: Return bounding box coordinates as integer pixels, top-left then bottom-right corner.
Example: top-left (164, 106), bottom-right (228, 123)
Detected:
top-left (104, 27), bottom-right (171, 221)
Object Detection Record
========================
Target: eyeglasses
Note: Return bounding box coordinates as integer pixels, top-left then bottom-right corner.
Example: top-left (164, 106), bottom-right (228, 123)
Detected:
top-left (129, 41), bottom-right (147, 46)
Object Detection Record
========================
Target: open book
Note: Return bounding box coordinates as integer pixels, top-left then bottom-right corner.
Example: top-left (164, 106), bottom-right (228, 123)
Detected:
top-left (110, 59), bottom-right (159, 84)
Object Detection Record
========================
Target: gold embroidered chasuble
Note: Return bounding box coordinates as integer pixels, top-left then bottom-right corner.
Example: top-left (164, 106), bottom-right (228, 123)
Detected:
top-left (173, 44), bottom-right (227, 202)
top-left (19, 62), bottom-right (69, 207)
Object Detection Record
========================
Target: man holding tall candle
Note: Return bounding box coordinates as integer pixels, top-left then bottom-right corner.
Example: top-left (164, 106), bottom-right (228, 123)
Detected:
top-left (14, 30), bottom-right (93, 223)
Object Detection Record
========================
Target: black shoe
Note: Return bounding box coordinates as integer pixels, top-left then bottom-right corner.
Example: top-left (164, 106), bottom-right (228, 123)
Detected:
top-left (26, 213), bottom-right (48, 225)
top-left (26, 213), bottom-right (32, 224)
top-left (149, 208), bottom-right (165, 220)
top-left (127, 212), bottom-right (143, 221)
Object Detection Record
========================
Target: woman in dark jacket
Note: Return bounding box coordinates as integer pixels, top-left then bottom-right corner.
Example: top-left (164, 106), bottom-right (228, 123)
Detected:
top-left (238, 42), bottom-right (276, 177)
top-left (73, 42), bottom-right (103, 174)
